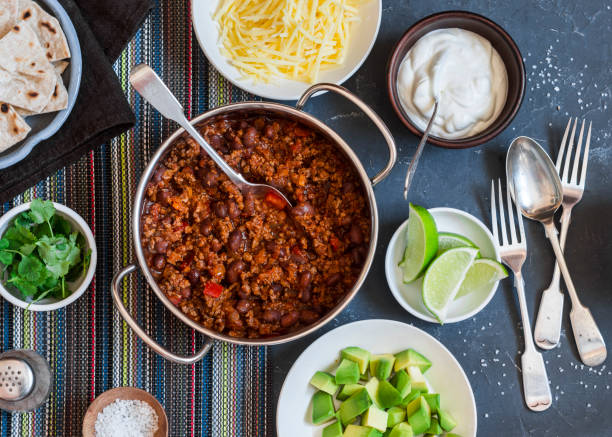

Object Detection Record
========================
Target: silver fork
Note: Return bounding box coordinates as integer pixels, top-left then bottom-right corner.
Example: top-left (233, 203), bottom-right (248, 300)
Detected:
top-left (491, 179), bottom-right (552, 412)
top-left (534, 118), bottom-right (591, 350)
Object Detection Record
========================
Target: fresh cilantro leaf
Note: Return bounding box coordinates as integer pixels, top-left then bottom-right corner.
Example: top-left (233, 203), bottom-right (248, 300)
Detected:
top-left (0, 251), bottom-right (13, 266)
top-left (15, 213), bottom-right (34, 229)
top-left (19, 243), bottom-right (36, 256)
top-left (9, 277), bottom-right (38, 296)
top-left (33, 223), bottom-right (52, 239)
top-left (28, 199), bottom-right (55, 224)
top-left (35, 235), bottom-right (81, 278)
top-left (4, 226), bottom-right (34, 246)
top-left (0, 239), bottom-right (8, 250)
top-left (17, 255), bottom-right (46, 285)
top-left (51, 215), bottom-right (72, 236)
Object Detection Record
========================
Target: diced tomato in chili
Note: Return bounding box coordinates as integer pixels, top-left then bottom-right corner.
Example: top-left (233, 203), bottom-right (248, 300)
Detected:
top-left (294, 126), bottom-right (311, 137)
top-left (330, 235), bottom-right (341, 251)
top-left (265, 191), bottom-right (287, 209)
top-left (203, 281), bottom-right (223, 298)
top-left (168, 294), bottom-right (182, 306)
top-left (179, 252), bottom-right (194, 271)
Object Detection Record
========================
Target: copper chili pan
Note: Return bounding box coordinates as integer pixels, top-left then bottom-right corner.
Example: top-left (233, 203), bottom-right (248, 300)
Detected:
top-left (111, 83), bottom-right (397, 364)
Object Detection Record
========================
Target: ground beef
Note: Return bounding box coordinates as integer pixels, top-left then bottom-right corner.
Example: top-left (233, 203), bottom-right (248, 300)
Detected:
top-left (141, 114), bottom-right (371, 338)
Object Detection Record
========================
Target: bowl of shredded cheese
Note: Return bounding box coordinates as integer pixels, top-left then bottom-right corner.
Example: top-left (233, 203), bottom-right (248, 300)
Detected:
top-left (192, 0), bottom-right (381, 100)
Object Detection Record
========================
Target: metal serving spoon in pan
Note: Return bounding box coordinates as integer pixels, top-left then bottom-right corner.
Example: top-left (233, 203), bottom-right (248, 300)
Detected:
top-left (129, 63), bottom-right (292, 208)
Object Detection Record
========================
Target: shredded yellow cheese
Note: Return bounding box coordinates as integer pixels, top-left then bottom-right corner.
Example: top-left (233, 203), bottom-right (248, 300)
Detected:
top-left (213, 0), bottom-right (368, 83)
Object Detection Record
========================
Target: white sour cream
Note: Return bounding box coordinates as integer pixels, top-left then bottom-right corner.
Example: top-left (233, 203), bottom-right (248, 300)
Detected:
top-left (397, 28), bottom-right (508, 139)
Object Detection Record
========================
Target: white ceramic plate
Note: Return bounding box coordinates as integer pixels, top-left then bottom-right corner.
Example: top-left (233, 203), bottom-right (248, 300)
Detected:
top-left (385, 207), bottom-right (501, 324)
top-left (191, 0), bottom-right (381, 100)
top-left (276, 319), bottom-right (477, 437)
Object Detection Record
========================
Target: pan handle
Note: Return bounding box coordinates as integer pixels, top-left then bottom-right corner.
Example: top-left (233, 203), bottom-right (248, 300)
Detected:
top-left (296, 83), bottom-right (397, 186)
top-left (111, 264), bottom-right (213, 364)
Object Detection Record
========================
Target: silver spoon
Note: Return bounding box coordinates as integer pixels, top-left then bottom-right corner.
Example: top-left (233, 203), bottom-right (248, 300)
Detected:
top-left (506, 136), bottom-right (606, 367)
top-left (403, 101), bottom-right (438, 199)
top-left (129, 64), bottom-right (292, 208)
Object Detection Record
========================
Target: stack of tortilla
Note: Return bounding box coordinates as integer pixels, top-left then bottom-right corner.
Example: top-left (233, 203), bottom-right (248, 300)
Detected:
top-left (0, 0), bottom-right (71, 152)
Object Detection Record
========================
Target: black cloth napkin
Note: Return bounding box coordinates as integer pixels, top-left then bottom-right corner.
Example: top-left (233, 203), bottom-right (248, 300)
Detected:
top-left (0, 0), bottom-right (153, 203)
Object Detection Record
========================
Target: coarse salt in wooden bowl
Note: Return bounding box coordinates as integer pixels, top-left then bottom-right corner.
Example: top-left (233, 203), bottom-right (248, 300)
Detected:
top-left (82, 387), bottom-right (168, 437)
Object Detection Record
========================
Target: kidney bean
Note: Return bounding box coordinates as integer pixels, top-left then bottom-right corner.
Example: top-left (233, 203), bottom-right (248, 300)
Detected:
top-left (351, 245), bottom-right (368, 265)
top-left (210, 264), bottom-right (226, 281)
top-left (237, 288), bottom-right (250, 299)
top-left (152, 166), bottom-right (167, 183)
top-left (181, 286), bottom-right (192, 298)
top-left (280, 311), bottom-right (300, 328)
top-left (213, 201), bottom-right (228, 218)
top-left (227, 200), bottom-right (241, 219)
top-left (263, 309), bottom-right (281, 323)
top-left (299, 310), bottom-right (319, 324)
top-left (227, 308), bottom-right (243, 328)
top-left (231, 137), bottom-right (243, 150)
top-left (349, 223), bottom-right (364, 244)
top-left (264, 124), bottom-right (276, 138)
top-left (226, 260), bottom-right (245, 283)
top-left (157, 189), bottom-right (171, 205)
top-left (270, 283), bottom-right (283, 294)
top-left (342, 181), bottom-right (355, 193)
top-left (200, 218), bottom-right (213, 236)
top-left (298, 271), bottom-right (312, 291)
top-left (299, 287), bottom-right (311, 303)
top-left (242, 127), bottom-right (258, 148)
top-left (152, 254), bottom-right (166, 271)
top-left (291, 251), bottom-right (307, 265)
top-left (211, 239), bottom-right (223, 253)
top-left (187, 269), bottom-right (200, 285)
top-left (291, 202), bottom-right (314, 217)
top-left (326, 272), bottom-right (342, 286)
top-left (240, 120), bottom-right (249, 129)
top-left (200, 170), bottom-right (219, 188)
top-left (228, 229), bottom-right (245, 253)
top-left (244, 192), bottom-right (255, 215)
top-left (236, 299), bottom-right (250, 314)
top-left (155, 239), bottom-right (169, 254)
top-left (209, 134), bottom-right (224, 150)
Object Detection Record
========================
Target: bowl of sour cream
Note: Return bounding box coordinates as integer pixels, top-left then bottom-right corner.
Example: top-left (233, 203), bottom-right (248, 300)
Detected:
top-left (387, 11), bottom-right (525, 148)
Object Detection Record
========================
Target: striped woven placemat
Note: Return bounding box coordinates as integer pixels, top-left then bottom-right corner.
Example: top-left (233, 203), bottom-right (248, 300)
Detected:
top-left (0, 1), bottom-right (271, 435)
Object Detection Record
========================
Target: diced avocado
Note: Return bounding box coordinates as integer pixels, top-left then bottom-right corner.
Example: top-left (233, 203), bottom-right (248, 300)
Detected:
top-left (323, 420), bottom-right (344, 437)
top-left (336, 358), bottom-right (361, 385)
top-left (386, 406), bottom-right (406, 428)
top-left (342, 347), bottom-right (371, 375)
top-left (342, 424), bottom-right (383, 437)
top-left (364, 377), bottom-right (382, 408)
top-left (388, 422), bottom-right (414, 437)
top-left (312, 391), bottom-right (336, 425)
top-left (337, 383), bottom-right (365, 401)
top-left (362, 405), bottom-right (388, 432)
top-left (339, 387), bottom-right (373, 426)
top-left (394, 349), bottom-right (432, 373)
top-left (310, 371), bottom-right (339, 395)
top-left (426, 417), bottom-right (443, 435)
top-left (422, 393), bottom-right (440, 414)
top-left (377, 380), bottom-right (403, 409)
top-left (390, 370), bottom-right (411, 398)
top-left (399, 389), bottom-right (421, 407)
top-left (369, 354), bottom-right (396, 381)
top-left (407, 366), bottom-right (428, 392)
top-left (360, 371), bottom-right (370, 381)
top-left (439, 408), bottom-right (457, 431)
top-left (406, 396), bottom-right (431, 434)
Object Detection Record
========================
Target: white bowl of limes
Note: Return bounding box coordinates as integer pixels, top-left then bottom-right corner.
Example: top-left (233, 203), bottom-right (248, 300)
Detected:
top-left (385, 205), bottom-right (507, 324)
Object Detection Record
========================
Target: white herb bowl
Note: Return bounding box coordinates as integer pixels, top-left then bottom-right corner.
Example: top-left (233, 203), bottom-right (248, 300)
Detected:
top-left (0, 202), bottom-right (96, 311)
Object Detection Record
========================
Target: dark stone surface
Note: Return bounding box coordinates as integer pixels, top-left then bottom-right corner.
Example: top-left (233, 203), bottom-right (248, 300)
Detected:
top-left (270, 1), bottom-right (612, 436)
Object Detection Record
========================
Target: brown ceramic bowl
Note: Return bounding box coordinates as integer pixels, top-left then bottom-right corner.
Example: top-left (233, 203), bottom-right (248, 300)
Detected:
top-left (82, 387), bottom-right (168, 437)
top-left (387, 11), bottom-right (525, 149)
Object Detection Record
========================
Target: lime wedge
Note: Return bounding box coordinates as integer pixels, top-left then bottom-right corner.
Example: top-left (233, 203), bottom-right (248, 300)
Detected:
top-left (455, 258), bottom-right (508, 298)
top-left (437, 232), bottom-right (477, 256)
top-left (422, 247), bottom-right (479, 323)
top-left (399, 204), bottom-right (438, 283)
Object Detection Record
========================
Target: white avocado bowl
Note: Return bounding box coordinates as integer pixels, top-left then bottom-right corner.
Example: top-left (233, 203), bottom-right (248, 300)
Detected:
top-left (385, 207), bottom-right (501, 324)
top-left (0, 202), bottom-right (97, 311)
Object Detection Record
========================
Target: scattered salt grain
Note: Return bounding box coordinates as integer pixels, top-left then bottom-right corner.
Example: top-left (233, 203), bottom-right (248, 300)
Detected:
top-left (95, 399), bottom-right (159, 437)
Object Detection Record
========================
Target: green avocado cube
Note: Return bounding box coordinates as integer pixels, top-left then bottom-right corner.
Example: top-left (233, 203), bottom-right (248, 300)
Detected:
top-left (407, 366), bottom-right (428, 392)
top-left (369, 354), bottom-right (396, 381)
top-left (341, 347), bottom-right (371, 375)
top-left (406, 396), bottom-right (431, 434)
top-left (310, 371), bottom-right (339, 395)
top-left (337, 383), bottom-right (365, 401)
top-left (342, 424), bottom-right (383, 437)
top-left (339, 387), bottom-right (373, 426)
top-left (422, 393), bottom-right (440, 414)
top-left (336, 359), bottom-right (361, 385)
top-left (426, 417), bottom-right (443, 435)
top-left (394, 349), bottom-right (432, 373)
top-left (322, 420), bottom-right (344, 437)
top-left (362, 405), bottom-right (388, 432)
top-left (439, 408), bottom-right (457, 431)
top-left (312, 391), bottom-right (336, 425)
top-left (399, 389), bottom-right (421, 407)
top-left (386, 406), bottom-right (406, 428)
top-left (388, 422), bottom-right (414, 437)
top-left (390, 370), bottom-right (411, 398)
top-left (364, 377), bottom-right (382, 408)
top-left (377, 380), bottom-right (403, 409)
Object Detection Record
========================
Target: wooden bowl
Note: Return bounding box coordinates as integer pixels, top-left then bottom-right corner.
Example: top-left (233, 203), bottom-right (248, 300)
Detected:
top-left (82, 387), bottom-right (168, 437)
top-left (387, 11), bottom-right (525, 149)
